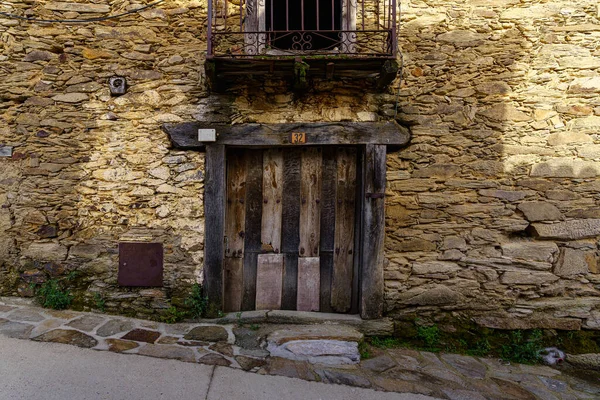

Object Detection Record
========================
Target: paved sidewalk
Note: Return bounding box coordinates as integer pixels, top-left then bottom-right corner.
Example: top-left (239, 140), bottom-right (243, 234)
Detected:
top-left (1, 298), bottom-right (599, 399)
top-left (0, 336), bottom-right (431, 400)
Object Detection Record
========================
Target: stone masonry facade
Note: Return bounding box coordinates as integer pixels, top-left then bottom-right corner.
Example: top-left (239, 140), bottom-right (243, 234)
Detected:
top-left (1, 0), bottom-right (600, 329)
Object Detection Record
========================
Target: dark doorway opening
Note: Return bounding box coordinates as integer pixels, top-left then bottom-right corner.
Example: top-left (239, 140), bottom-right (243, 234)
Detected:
top-left (266, 0), bottom-right (342, 50)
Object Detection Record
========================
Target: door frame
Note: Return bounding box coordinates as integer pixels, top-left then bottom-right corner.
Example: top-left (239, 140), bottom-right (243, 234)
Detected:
top-left (205, 143), bottom-right (386, 319)
top-left (187, 121), bottom-right (410, 319)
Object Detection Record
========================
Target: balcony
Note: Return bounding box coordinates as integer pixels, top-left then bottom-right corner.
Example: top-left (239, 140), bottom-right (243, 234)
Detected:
top-left (206, 0), bottom-right (399, 90)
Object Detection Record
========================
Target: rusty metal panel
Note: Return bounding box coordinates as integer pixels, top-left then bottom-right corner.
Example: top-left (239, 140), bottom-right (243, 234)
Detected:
top-left (118, 242), bottom-right (163, 287)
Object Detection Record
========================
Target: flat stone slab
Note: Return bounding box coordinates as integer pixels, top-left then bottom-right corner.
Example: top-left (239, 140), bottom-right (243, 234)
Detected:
top-left (441, 353), bottom-right (487, 379)
top-left (267, 324), bottom-right (363, 345)
top-left (0, 321), bottom-right (34, 339)
top-left (490, 378), bottom-right (537, 400)
top-left (33, 329), bottom-right (98, 348)
top-left (137, 344), bottom-right (195, 363)
top-left (66, 315), bottom-right (106, 332)
top-left (121, 329), bottom-right (161, 343)
top-left (315, 369), bottom-right (371, 388)
top-left (105, 338), bottom-right (139, 353)
top-left (96, 319), bottom-right (135, 337)
top-left (529, 219), bottom-right (600, 240)
top-left (209, 342), bottom-right (233, 357)
top-left (266, 357), bottom-right (316, 381)
top-left (361, 354), bottom-right (397, 372)
top-left (31, 319), bottom-right (64, 336)
top-left (198, 353), bottom-right (231, 366)
top-left (268, 339), bottom-right (360, 365)
top-left (235, 355), bottom-right (266, 371)
top-left (184, 326), bottom-right (228, 342)
top-left (0, 305), bottom-right (16, 313)
top-left (7, 309), bottom-right (45, 322)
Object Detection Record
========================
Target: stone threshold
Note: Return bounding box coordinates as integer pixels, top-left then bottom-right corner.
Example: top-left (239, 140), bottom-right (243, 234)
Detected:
top-left (203, 309), bottom-right (394, 336)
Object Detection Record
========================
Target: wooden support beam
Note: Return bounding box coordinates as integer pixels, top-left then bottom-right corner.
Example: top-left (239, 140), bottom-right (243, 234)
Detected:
top-left (360, 144), bottom-right (386, 319)
top-left (377, 60), bottom-right (399, 90)
top-left (326, 62), bottom-right (335, 80)
top-left (204, 144), bottom-right (226, 312)
top-left (163, 121), bottom-right (410, 150)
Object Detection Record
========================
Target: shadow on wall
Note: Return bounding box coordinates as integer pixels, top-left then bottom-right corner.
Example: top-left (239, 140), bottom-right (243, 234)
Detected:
top-left (384, 0), bottom-right (600, 330)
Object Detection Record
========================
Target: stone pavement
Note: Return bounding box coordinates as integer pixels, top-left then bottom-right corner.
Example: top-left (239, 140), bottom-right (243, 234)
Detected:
top-left (1, 297), bottom-right (599, 400)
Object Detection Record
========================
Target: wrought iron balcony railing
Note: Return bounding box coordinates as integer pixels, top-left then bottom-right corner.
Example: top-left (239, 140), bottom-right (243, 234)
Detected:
top-left (207, 0), bottom-right (398, 59)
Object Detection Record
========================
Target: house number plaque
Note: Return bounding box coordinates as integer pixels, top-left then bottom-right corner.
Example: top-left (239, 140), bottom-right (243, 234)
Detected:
top-left (290, 132), bottom-right (306, 144)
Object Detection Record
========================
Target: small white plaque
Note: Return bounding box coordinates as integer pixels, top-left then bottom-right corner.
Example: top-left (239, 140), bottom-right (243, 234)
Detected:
top-left (0, 146), bottom-right (13, 157)
top-left (198, 129), bottom-right (216, 142)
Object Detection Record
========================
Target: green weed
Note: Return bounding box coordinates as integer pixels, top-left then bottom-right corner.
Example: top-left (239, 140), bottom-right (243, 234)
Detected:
top-left (358, 341), bottom-right (371, 359)
top-left (185, 283), bottom-right (209, 319)
top-left (160, 306), bottom-right (187, 324)
top-left (370, 336), bottom-right (402, 348)
top-left (467, 338), bottom-right (491, 357)
top-left (500, 329), bottom-right (543, 365)
top-left (417, 324), bottom-right (440, 350)
top-left (32, 279), bottom-right (73, 310)
top-left (93, 293), bottom-right (106, 312)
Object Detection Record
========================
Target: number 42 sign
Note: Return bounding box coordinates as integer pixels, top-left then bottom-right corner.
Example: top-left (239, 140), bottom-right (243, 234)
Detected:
top-left (289, 132), bottom-right (306, 144)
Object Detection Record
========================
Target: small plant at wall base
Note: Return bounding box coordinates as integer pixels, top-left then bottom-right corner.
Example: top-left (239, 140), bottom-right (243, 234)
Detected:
top-left (160, 306), bottom-right (187, 324)
top-left (31, 279), bottom-right (73, 310)
top-left (185, 283), bottom-right (209, 319)
top-left (93, 293), bottom-right (106, 312)
top-left (500, 329), bottom-right (543, 365)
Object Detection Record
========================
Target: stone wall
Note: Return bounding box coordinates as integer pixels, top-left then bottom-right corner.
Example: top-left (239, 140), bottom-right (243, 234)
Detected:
top-left (1, 0), bottom-right (600, 328)
top-left (385, 0), bottom-right (600, 330)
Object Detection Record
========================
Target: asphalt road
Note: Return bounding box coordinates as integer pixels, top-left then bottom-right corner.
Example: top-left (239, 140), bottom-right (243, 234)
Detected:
top-left (0, 335), bottom-right (436, 400)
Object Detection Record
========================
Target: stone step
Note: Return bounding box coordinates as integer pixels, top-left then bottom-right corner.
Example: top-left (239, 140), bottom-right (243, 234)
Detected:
top-left (266, 325), bottom-right (363, 365)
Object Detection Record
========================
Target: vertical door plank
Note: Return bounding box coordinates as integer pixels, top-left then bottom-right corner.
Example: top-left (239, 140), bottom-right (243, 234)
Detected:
top-left (204, 145), bottom-right (226, 310)
top-left (223, 258), bottom-right (244, 312)
top-left (297, 257), bottom-right (320, 311)
top-left (331, 148), bottom-right (357, 313)
top-left (261, 149), bottom-right (284, 253)
top-left (351, 148), bottom-right (364, 315)
top-left (223, 152), bottom-right (247, 312)
top-left (242, 150), bottom-right (263, 311)
top-left (299, 147), bottom-right (322, 258)
top-left (361, 144), bottom-right (386, 319)
top-left (281, 150), bottom-right (301, 310)
top-left (256, 254), bottom-right (284, 310)
top-left (319, 147), bottom-right (337, 312)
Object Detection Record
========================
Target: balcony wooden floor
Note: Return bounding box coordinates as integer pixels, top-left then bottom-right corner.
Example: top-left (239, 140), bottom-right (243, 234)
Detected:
top-left (205, 56), bottom-right (398, 92)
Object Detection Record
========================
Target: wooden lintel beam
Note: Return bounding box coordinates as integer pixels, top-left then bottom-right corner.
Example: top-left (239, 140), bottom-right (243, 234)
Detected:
top-left (162, 121), bottom-right (410, 150)
top-left (326, 62), bottom-right (335, 80)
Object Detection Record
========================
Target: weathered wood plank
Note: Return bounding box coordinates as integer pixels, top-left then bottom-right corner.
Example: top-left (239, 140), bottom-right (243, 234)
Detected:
top-left (261, 148), bottom-right (284, 253)
top-left (297, 257), bottom-right (320, 312)
top-left (282, 254), bottom-right (298, 310)
top-left (351, 148), bottom-right (364, 315)
top-left (224, 152), bottom-right (247, 259)
top-left (223, 258), bottom-right (244, 312)
top-left (361, 144), bottom-right (386, 319)
top-left (319, 147), bottom-right (337, 313)
top-left (223, 152), bottom-right (247, 312)
top-left (331, 148), bottom-right (357, 313)
top-left (281, 150), bottom-right (301, 310)
top-left (299, 148), bottom-right (322, 258)
top-left (242, 150), bottom-right (263, 310)
top-left (256, 254), bottom-right (284, 310)
top-left (204, 145), bottom-right (226, 310)
top-left (162, 121), bottom-right (410, 149)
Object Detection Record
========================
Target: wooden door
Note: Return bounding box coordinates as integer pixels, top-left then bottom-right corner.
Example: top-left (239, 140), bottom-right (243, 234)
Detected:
top-left (223, 146), bottom-right (360, 313)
